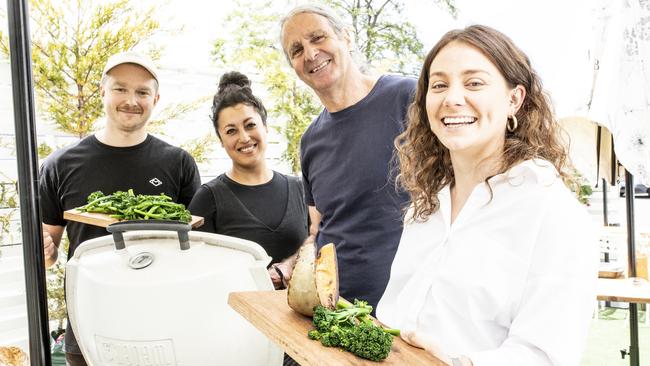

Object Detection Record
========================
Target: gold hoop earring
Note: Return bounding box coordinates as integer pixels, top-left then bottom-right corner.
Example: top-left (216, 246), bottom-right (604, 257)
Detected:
top-left (507, 115), bottom-right (518, 132)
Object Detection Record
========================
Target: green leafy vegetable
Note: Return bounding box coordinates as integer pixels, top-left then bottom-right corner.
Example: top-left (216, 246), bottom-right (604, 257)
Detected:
top-left (79, 189), bottom-right (192, 222)
top-left (307, 299), bottom-right (399, 362)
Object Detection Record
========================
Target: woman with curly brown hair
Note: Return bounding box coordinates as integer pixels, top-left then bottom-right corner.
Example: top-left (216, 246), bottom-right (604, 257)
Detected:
top-left (377, 25), bottom-right (598, 366)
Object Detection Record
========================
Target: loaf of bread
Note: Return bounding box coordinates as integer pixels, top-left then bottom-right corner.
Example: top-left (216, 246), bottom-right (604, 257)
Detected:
top-left (0, 346), bottom-right (28, 366)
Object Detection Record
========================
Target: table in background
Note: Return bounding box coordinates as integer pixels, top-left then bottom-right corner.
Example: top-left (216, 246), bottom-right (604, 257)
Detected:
top-left (597, 278), bottom-right (650, 304)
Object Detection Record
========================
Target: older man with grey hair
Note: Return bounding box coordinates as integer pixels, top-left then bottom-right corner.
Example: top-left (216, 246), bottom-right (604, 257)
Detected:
top-left (280, 4), bottom-right (416, 313)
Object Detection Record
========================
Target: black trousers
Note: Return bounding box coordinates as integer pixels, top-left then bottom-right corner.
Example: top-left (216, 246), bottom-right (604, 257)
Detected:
top-left (284, 353), bottom-right (301, 366)
top-left (65, 352), bottom-right (88, 366)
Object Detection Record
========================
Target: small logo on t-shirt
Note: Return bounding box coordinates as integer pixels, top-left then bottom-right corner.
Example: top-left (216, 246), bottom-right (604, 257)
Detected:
top-left (149, 178), bottom-right (163, 187)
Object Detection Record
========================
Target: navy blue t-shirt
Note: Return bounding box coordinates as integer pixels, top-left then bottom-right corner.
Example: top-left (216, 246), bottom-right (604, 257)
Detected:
top-left (300, 75), bottom-right (416, 309)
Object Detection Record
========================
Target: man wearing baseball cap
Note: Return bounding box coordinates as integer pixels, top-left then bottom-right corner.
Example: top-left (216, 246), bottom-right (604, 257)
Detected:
top-left (39, 51), bottom-right (201, 365)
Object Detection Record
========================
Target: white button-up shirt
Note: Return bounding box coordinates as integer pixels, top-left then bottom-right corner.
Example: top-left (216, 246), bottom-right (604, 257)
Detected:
top-left (377, 159), bottom-right (599, 366)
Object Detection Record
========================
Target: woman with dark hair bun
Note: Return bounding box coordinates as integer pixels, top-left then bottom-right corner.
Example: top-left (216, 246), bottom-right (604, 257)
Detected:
top-left (377, 25), bottom-right (598, 365)
top-left (189, 71), bottom-right (308, 290)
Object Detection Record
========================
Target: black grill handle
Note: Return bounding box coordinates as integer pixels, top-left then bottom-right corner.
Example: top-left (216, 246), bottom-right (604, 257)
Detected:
top-left (106, 220), bottom-right (192, 251)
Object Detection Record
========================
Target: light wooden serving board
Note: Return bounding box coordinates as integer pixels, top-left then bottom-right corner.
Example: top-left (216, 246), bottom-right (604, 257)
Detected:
top-left (228, 290), bottom-right (446, 366)
top-left (63, 209), bottom-right (204, 229)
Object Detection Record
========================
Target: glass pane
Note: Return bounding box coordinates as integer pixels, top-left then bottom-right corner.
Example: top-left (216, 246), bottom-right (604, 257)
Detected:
top-left (0, 7), bottom-right (30, 364)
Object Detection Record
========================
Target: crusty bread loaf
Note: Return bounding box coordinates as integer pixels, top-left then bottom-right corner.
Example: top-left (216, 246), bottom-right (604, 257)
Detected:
top-left (287, 241), bottom-right (321, 316)
top-left (287, 241), bottom-right (339, 316)
top-left (0, 346), bottom-right (28, 366)
top-left (315, 243), bottom-right (339, 309)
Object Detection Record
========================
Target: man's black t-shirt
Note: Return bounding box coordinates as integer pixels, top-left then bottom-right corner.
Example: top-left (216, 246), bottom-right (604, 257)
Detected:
top-left (40, 134), bottom-right (200, 256)
top-left (39, 134), bottom-right (200, 354)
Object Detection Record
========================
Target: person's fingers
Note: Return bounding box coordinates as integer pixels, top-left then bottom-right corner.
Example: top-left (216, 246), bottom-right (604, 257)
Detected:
top-left (401, 330), bottom-right (451, 364)
top-left (42, 231), bottom-right (54, 256)
top-left (44, 245), bottom-right (55, 259)
top-left (268, 268), bottom-right (279, 281)
top-left (277, 262), bottom-right (293, 281)
top-left (268, 268), bottom-right (284, 289)
top-left (401, 330), bottom-right (426, 349)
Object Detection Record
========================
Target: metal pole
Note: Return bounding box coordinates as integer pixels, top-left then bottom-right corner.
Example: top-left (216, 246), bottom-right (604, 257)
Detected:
top-left (624, 170), bottom-right (638, 366)
top-left (602, 178), bottom-right (609, 226)
top-left (7, 0), bottom-right (52, 365)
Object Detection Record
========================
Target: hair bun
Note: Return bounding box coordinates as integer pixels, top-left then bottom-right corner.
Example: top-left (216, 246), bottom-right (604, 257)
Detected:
top-left (218, 71), bottom-right (251, 94)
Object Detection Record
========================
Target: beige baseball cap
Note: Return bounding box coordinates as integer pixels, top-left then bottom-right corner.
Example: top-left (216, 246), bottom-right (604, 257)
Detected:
top-left (102, 51), bottom-right (159, 82)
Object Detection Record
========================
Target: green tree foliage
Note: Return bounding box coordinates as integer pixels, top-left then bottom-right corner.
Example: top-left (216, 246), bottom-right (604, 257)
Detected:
top-left (0, 178), bottom-right (18, 236)
top-left (148, 95), bottom-right (218, 163)
top-left (1, 1), bottom-right (212, 162)
top-left (434, 0), bottom-right (458, 18)
top-left (46, 259), bottom-right (67, 331)
top-left (0, 0), bottom-right (160, 138)
top-left (148, 96), bottom-right (212, 134)
top-left (38, 142), bottom-right (53, 159)
top-left (211, 0), bottom-right (320, 174)
top-left (181, 134), bottom-right (218, 164)
top-left (212, 0), bottom-right (430, 173)
top-left (0, 0), bottom-right (169, 329)
top-left (46, 236), bottom-right (70, 332)
top-left (569, 168), bottom-right (593, 206)
top-left (327, 0), bottom-right (424, 74)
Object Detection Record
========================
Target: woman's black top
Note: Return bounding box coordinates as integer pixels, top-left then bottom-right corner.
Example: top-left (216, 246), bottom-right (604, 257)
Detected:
top-left (188, 171), bottom-right (308, 263)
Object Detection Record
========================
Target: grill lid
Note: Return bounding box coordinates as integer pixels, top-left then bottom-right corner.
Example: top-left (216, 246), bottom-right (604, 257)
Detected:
top-left (66, 220), bottom-right (282, 366)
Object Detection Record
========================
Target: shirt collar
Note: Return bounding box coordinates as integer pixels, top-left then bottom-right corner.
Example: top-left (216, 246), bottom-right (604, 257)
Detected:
top-left (494, 159), bottom-right (559, 187)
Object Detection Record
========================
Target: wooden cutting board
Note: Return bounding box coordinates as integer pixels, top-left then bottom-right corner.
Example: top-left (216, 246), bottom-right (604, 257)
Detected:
top-left (228, 290), bottom-right (446, 366)
top-left (63, 209), bottom-right (204, 228)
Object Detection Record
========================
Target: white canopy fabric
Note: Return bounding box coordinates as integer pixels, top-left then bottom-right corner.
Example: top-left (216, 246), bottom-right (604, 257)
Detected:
top-left (586, 0), bottom-right (650, 185)
top-left (560, 117), bottom-right (620, 186)
top-left (450, 0), bottom-right (649, 185)
top-left (453, 0), bottom-right (594, 118)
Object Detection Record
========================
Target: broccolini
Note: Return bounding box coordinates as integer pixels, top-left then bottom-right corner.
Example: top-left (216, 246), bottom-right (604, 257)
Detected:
top-left (79, 189), bottom-right (192, 222)
top-left (307, 299), bottom-right (399, 362)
